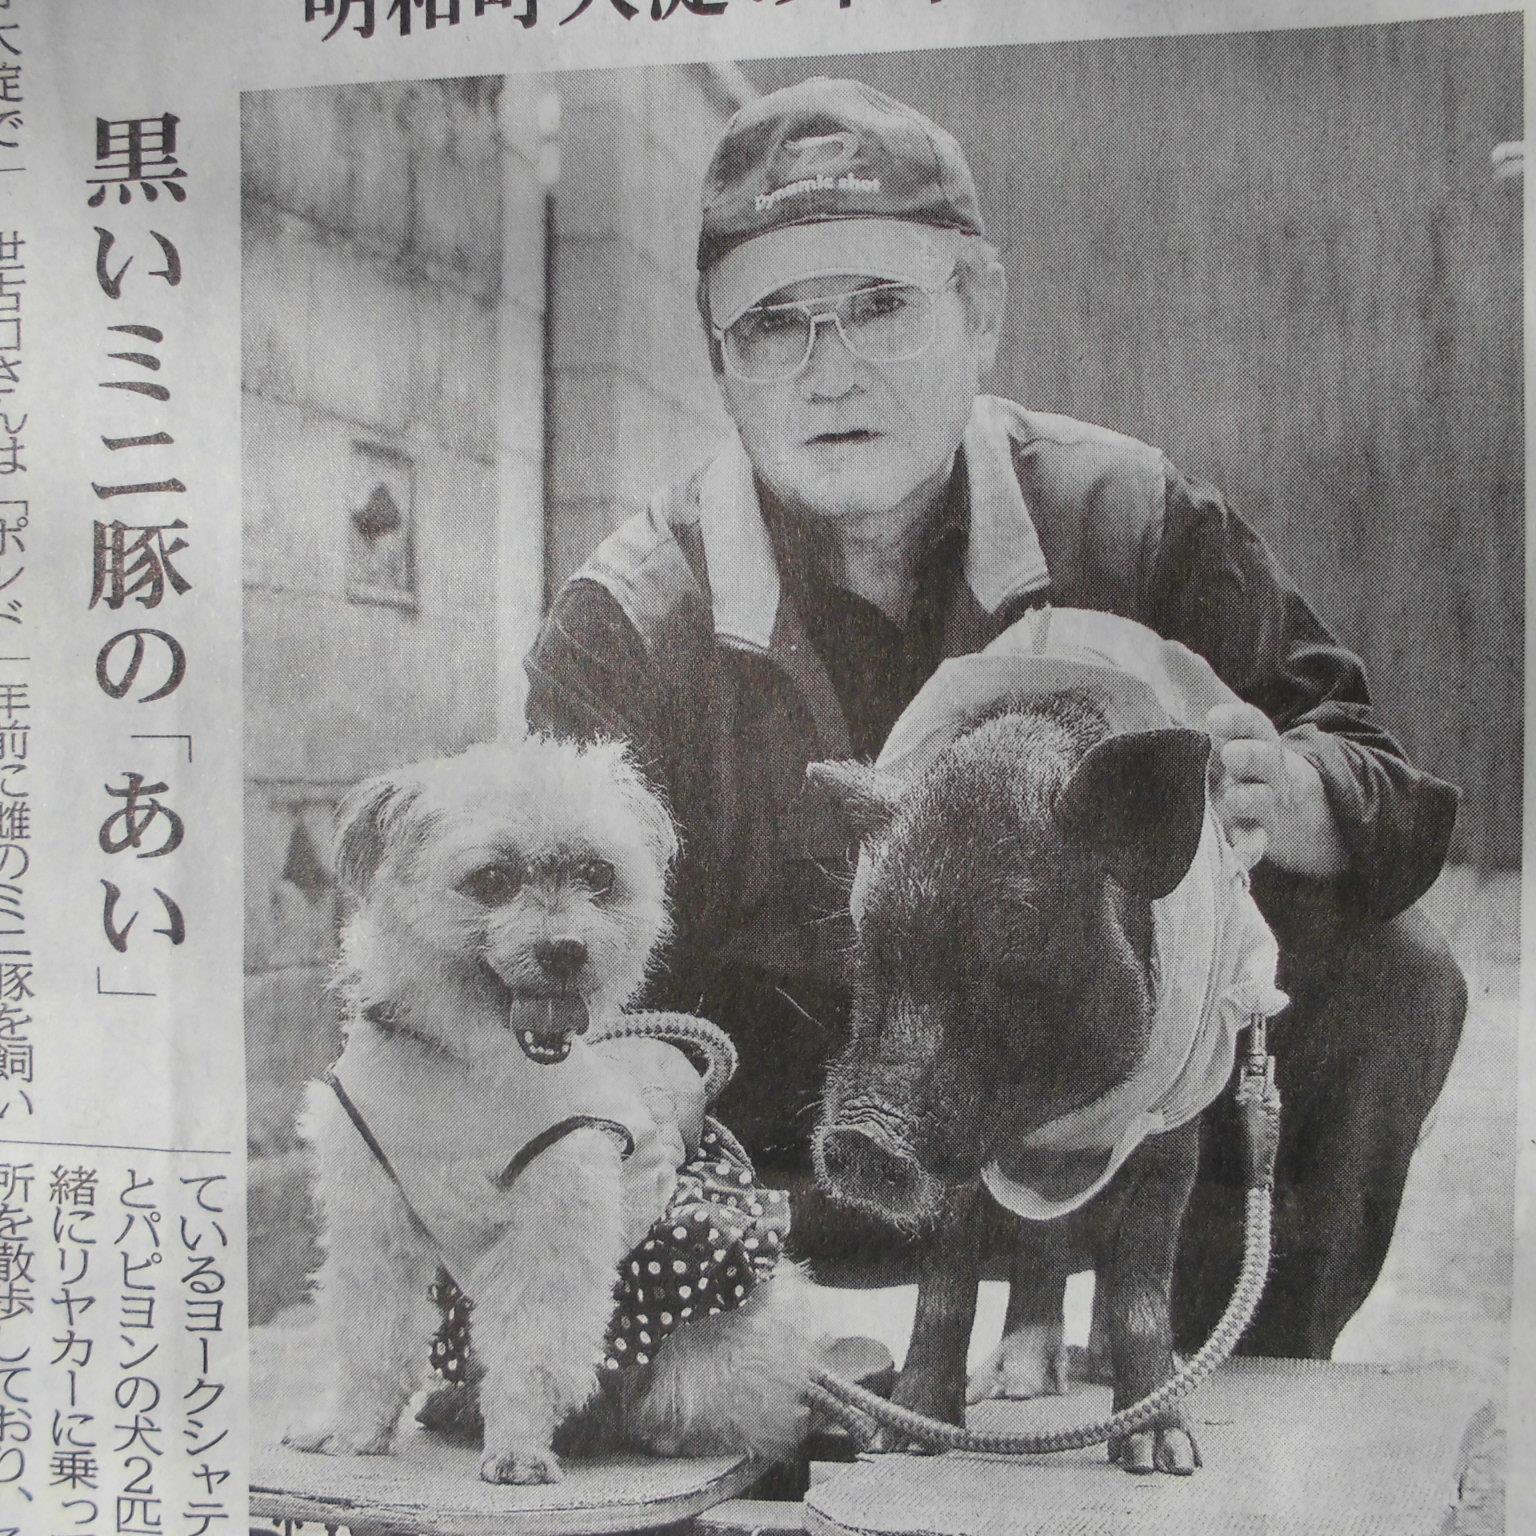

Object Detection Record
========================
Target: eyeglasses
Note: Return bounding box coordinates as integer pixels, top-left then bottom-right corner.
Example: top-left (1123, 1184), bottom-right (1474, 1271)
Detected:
top-left (715, 273), bottom-right (960, 384)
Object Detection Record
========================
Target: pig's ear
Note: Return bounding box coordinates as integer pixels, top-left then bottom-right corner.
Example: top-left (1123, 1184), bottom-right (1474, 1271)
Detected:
top-left (804, 760), bottom-right (904, 843)
top-left (1053, 728), bottom-right (1212, 899)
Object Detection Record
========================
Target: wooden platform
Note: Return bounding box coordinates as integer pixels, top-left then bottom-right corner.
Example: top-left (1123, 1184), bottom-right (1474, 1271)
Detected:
top-left (250, 1360), bottom-right (1495, 1535)
top-left (251, 1301), bottom-right (764, 1533)
top-left (804, 1360), bottom-right (1495, 1536)
top-left (252, 1438), bottom-right (760, 1534)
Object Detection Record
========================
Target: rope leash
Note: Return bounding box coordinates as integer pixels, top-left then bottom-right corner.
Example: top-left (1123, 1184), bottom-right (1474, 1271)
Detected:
top-left (806, 1188), bottom-right (1272, 1453)
top-left (805, 1017), bottom-right (1282, 1455)
top-left (601, 1009), bottom-right (1284, 1457)
top-left (597, 1010), bottom-right (1282, 1457)
top-left (590, 1009), bottom-right (739, 1105)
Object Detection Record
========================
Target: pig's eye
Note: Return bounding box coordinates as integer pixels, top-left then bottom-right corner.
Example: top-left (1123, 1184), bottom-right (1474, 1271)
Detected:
top-left (457, 862), bottom-right (524, 906)
top-left (574, 857), bottom-right (616, 898)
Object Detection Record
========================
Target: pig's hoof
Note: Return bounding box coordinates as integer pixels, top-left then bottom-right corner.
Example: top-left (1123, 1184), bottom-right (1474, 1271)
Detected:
top-left (967, 1327), bottom-right (1068, 1403)
top-left (1109, 1424), bottom-right (1200, 1475)
top-left (480, 1445), bottom-right (562, 1484)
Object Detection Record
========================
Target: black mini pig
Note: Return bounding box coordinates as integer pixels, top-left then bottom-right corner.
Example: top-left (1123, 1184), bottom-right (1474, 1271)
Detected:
top-left (810, 688), bottom-right (1214, 1476)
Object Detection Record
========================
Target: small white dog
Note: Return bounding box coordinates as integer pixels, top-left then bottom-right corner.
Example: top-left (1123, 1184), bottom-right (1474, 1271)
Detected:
top-left (283, 736), bottom-right (814, 1484)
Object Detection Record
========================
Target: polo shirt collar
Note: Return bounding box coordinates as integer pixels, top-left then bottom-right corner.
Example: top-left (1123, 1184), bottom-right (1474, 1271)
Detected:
top-left (696, 394), bottom-right (1052, 652)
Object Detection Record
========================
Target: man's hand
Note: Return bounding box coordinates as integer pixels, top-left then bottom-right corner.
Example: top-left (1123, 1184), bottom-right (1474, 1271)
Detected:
top-left (1205, 702), bottom-right (1347, 877)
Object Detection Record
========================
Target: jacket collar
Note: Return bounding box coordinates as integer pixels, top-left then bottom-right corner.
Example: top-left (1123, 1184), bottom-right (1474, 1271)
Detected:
top-left (696, 395), bottom-right (1051, 652)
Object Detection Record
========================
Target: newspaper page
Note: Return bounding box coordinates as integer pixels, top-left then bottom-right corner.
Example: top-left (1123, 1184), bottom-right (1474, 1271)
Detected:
top-left (6, 1), bottom-right (1527, 1532)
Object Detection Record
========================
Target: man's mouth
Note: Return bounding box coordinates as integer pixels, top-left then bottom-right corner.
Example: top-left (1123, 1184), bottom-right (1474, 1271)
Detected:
top-left (484, 964), bottom-right (590, 1064)
top-left (806, 428), bottom-right (880, 448)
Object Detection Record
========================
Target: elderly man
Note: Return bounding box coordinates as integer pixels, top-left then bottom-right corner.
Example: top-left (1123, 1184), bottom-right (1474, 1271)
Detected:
top-left (524, 78), bottom-right (1464, 1359)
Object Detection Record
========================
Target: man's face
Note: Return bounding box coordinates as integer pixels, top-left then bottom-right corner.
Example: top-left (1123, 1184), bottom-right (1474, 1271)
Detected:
top-left (717, 268), bottom-right (998, 529)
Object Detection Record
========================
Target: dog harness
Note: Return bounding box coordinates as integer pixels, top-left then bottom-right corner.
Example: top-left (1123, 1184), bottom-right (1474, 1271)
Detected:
top-left (862, 605), bottom-right (1290, 1220)
top-left (425, 1117), bottom-right (788, 1382)
top-left (326, 1026), bottom-right (787, 1381)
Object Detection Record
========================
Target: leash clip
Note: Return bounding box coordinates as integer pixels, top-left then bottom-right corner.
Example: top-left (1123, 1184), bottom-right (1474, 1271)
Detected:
top-left (1236, 1014), bottom-right (1282, 1190)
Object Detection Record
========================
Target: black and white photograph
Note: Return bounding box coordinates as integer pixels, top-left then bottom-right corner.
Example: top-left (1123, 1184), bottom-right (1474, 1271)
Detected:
top-left (237, 16), bottom-right (1522, 1534)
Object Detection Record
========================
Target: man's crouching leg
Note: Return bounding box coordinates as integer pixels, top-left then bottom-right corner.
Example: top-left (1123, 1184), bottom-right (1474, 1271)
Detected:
top-left (1174, 903), bottom-right (1466, 1359)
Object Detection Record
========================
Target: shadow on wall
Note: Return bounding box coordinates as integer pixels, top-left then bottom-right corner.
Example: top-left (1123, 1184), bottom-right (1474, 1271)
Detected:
top-left (247, 796), bottom-right (343, 1322)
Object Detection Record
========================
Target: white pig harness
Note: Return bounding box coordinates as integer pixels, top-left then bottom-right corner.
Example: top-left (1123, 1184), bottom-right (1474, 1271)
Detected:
top-left (861, 604), bottom-right (1290, 1220)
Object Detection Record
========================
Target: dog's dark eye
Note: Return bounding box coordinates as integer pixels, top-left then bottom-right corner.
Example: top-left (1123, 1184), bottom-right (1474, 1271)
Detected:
top-left (575, 858), bottom-right (615, 897)
top-left (457, 863), bottom-right (524, 906)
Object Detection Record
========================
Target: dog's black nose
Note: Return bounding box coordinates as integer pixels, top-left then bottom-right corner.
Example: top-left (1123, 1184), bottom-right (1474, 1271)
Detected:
top-left (534, 937), bottom-right (587, 982)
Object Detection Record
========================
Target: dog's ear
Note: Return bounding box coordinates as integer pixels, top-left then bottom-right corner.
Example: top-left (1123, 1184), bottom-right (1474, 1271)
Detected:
top-left (1053, 727), bottom-right (1212, 899)
top-left (805, 760), bottom-right (905, 844)
top-left (334, 772), bottom-right (420, 902)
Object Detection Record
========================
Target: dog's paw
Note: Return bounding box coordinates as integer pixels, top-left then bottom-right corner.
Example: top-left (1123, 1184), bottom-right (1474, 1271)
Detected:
top-left (1109, 1423), bottom-right (1201, 1476)
top-left (282, 1420), bottom-right (394, 1457)
top-left (480, 1445), bottom-right (563, 1485)
top-left (966, 1325), bottom-right (1068, 1404)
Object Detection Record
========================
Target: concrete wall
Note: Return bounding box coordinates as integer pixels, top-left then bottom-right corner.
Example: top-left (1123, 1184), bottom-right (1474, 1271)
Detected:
top-left (241, 77), bottom-right (547, 1321)
top-left (545, 66), bottom-right (740, 592)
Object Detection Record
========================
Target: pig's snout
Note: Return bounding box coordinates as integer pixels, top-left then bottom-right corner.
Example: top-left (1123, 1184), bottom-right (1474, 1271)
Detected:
top-left (816, 1119), bottom-right (936, 1224)
top-left (820, 1124), bottom-right (917, 1197)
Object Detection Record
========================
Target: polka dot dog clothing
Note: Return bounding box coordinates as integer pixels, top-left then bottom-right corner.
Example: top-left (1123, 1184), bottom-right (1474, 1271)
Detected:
top-left (603, 1120), bottom-right (787, 1372)
top-left (429, 1118), bottom-right (788, 1382)
top-left (324, 1013), bottom-right (786, 1385)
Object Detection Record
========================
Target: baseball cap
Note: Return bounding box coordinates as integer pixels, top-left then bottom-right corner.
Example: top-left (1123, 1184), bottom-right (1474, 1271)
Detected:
top-left (700, 77), bottom-right (985, 329)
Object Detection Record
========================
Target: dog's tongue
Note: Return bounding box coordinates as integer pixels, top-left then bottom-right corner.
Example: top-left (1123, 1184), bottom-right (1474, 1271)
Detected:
top-left (509, 993), bottom-right (587, 1036)
top-left (508, 993), bottom-right (588, 1063)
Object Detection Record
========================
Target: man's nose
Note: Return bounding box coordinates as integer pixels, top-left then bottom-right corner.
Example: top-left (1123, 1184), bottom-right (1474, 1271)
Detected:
top-left (798, 313), bottom-right (861, 397)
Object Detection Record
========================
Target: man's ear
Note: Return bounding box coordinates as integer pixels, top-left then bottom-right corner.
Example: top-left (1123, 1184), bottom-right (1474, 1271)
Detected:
top-left (333, 772), bottom-right (420, 903)
top-left (971, 258), bottom-right (1007, 375)
top-left (1053, 728), bottom-right (1212, 899)
top-left (804, 760), bottom-right (905, 843)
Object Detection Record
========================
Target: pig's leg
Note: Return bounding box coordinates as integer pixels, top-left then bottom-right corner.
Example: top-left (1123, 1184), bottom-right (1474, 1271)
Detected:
top-left (966, 1222), bottom-right (1072, 1403)
top-left (1103, 1121), bottom-right (1202, 1475)
top-left (1075, 1258), bottom-right (1117, 1385)
top-left (877, 1183), bottom-right (986, 1450)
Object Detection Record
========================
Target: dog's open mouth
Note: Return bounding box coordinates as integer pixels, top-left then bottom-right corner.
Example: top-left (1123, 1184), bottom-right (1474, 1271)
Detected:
top-left (505, 989), bottom-right (590, 1065)
top-left (480, 961), bottom-right (591, 1064)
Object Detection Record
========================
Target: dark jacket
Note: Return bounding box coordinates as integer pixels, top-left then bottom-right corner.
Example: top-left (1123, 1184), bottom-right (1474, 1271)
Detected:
top-left (525, 397), bottom-right (1457, 1166)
